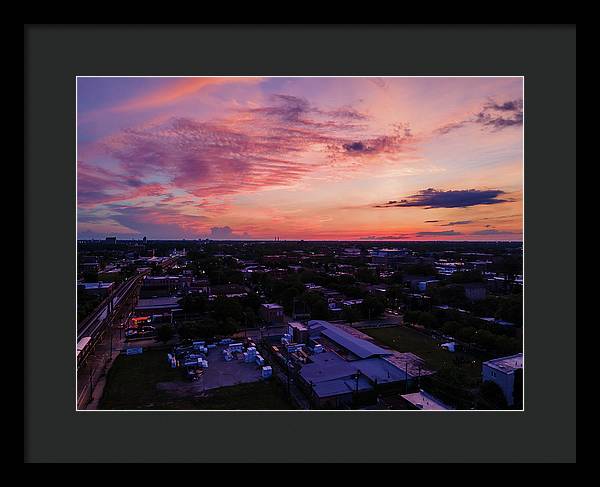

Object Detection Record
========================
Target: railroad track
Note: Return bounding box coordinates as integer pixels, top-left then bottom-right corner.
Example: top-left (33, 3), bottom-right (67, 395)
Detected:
top-left (77, 258), bottom-right (179, 367)
top-left (77, 270), bottom-right (149, 343)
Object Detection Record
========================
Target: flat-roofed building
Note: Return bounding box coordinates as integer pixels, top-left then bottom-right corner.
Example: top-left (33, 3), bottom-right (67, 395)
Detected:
top-left (401, 390), bottom-right (453, 410)
top-left (209, 284), bottom-right (248, 299)
top-left (141, 275), bottom-right (191, 297)
top-left (482, 353), bottom-right (523, 406)
top-left (79, 255), bottom-right (100, 274)
top-left (297, 320), bottom-right (417, 408)
top-left (288, 321), bottom-right (309, 343)
top-left (402, 275), bottom-right (436, 292)
top-left (135, 296), bottom-right (181, 316)
top-left (417, 279), bottom-right (440, 292)
top-left (461, 282), bottom-right (487, 301)
top-left (78, 281), bottom-right (114, 297)
top-left (342, 299), bottom-right (363, 308)
top-left (190, 278), bottom-right (209, 294)
top-left (370, 248), bottom-right (409, 268)
top-left (260, 303), bottom-right (284, 325)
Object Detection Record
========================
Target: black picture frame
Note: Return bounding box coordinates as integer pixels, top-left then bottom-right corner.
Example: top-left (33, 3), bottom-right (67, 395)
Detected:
top-left (24, 24), bottom-right (576, 463)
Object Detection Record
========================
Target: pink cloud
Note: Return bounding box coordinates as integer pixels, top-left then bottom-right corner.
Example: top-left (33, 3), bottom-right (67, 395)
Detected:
top-left (108, 77), bottom-right (263, 113)
top-left (77, 80), bottom-right (523, 240)
top-left (77, 161), bottom-right (167, 207)
top-left (93, 94), bottom-right (416, 202)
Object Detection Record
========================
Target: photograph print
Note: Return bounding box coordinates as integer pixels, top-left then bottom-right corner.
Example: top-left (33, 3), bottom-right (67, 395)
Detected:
top-left (76, 76), bottom-right (524, 411)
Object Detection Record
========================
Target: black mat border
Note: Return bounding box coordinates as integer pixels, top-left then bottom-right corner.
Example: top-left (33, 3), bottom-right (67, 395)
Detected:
top-left (25, 24), bottom-right (576, 463)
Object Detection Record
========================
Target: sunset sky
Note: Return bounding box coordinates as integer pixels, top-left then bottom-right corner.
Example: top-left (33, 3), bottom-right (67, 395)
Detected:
top-left (77, 77), bottom-right (523, 241)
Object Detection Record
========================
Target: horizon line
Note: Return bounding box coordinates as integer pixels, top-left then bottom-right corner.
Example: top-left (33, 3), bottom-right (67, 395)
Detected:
top-left (77, 238), bottom-right (523, 243)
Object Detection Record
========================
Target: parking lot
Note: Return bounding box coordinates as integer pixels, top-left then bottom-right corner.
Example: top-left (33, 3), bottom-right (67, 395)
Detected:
top-left (157, 345), bottom-right (264, 398)
top-left (98, 347), bottom-right (293, 409)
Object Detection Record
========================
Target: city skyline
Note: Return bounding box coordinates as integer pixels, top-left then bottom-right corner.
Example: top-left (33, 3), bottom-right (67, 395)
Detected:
top-left (77, 76), bottom-right (523, 241)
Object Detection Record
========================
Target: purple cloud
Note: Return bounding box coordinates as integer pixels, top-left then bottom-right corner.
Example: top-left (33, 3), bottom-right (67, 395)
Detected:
top-left (208, 226), bottom-right (249, 240)
top-left (435, 98), bottom-right (523, 135)
top-left (441, 220), bottom-right (473, 226)
top-left (470, 229), bottom-right (521, 236)
top-left (92, 95), bottom-right (411, 203)
top-left (375, 188), bottom-right (509, 209)
top-left (415, 230), bottom-right (463, 237)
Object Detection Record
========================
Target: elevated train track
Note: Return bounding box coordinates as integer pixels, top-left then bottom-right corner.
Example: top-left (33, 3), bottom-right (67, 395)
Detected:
top-left (77, 269), bottom-right (150, 367)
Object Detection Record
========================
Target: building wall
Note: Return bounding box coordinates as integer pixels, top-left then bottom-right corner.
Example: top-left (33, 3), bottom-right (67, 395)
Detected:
top-left (260, 306), bottom-right (284, 324)
top-left (79, 282), bottom-right (114, 296)
top-left (465, 286), bottom-right (487, 301)
top-left (316, 392), bottom-right (353, 409)
top-left (482, 364), bottom-right (516, 406)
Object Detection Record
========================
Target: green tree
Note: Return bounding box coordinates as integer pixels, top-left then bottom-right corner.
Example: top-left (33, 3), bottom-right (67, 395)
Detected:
top-left (301, 292), bottom-right (329, 320)
top-left (406, 264), bottom-right (438, 277)
top-left (211, 296), bottom-right (242, 325)
top-left (356, 267), bottom-right (378, 284)
top-left (361, 295), bottom-right (385, 320)
top-left (156, 325), bottom-right (175, 344)
top-left (178, 294), bottom-right (208, 314)
top-left (457, 326), bottom-right (476, 343)
top-left (416, 311), bottom-right (437, 329)
top-left (449, 270), bottom-right (485, 284)
top-left (478, 381), bottom-right (509, 410)
top-left (177, 317), bottom-right (220, 341)
top-left (430, 285), bottom-right (468, 308)
top-left (404, 310), bottom-right (421, 325)
top-left (82, 270), bottom-right (99, 283)
top-left (342, 306), bottom-right (361, 325)
top-left (441, 321), bottom-right (461, 336)
top-left (389, 271), bottom-right (404, 284)
top-left (474, 329), bottom-right (496, 349)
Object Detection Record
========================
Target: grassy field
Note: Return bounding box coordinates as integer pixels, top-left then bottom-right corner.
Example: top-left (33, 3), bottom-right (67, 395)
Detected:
top-left (189, 380), bottom-right (295, 410)
top-left (99, 350), bottom-right (295, 410)
top-left (363, 326), bottom-right (482, 383)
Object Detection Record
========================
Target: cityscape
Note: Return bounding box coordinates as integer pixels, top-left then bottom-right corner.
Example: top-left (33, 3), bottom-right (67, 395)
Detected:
top-left (77, 77), bottom-right (523, 410)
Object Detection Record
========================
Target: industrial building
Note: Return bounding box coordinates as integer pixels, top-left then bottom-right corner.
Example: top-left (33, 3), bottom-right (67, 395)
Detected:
top-left (291, 320), bottom-right (425, 408)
